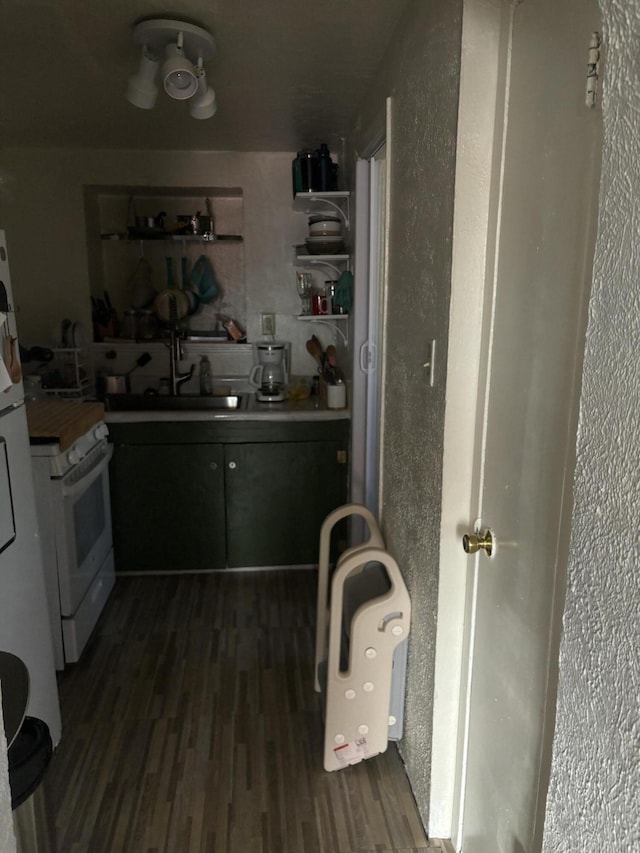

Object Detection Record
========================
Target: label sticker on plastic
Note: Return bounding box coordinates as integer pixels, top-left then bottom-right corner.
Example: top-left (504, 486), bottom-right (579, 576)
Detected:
top-left (334, 737), bottom-right (369, 764)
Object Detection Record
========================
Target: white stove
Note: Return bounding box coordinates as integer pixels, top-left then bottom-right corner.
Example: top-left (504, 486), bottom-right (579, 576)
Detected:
top-left (30, 416), bottom-right (115, 669)
top-left (30, 420), bottom-right (109, 475)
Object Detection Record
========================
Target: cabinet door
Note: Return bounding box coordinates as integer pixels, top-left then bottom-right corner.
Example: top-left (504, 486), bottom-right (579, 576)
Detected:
top-left (109, 443), bottom-right (226, 572)
top-left (224, 441), bottom-right (348, 568)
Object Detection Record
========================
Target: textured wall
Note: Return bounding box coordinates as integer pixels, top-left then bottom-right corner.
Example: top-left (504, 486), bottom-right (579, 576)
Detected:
top-left (542, 2), bottom-right (640, 849)
top-left (355, 0), bottom-right (463, 823)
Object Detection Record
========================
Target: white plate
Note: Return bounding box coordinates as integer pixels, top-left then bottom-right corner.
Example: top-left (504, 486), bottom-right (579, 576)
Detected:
top-left (72, 322), bottom-right (90, 347)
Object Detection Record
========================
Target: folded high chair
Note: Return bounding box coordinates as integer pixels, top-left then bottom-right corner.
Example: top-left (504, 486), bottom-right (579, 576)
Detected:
top-left (315, 505), bottom-right (411, 771)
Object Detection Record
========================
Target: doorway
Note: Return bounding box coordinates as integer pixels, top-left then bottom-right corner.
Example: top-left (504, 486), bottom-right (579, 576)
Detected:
top-left (351, 100), bottom-right (391, 523)
top-left (431, 0), bottom-right (603, 848)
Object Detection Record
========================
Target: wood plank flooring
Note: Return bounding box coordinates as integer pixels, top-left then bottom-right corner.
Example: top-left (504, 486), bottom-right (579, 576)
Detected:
top-left (44, 571), bottom-right (440, 853)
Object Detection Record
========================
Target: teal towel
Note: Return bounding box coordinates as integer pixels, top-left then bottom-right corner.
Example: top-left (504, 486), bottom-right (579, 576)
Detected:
top-left (334, 270), bottom-right (353, 313)
top-left (190, 255), bottom-right (221, 303)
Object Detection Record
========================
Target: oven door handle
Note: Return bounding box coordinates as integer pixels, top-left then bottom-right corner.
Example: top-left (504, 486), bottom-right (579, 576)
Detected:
top-left (61, 444), bottom-right (114, 500)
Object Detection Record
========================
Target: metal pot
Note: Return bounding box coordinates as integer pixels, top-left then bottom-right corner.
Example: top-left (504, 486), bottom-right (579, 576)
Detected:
top-left (129, 212), bottom-right (167, 236)
top-left (104, 375), bottom-right (128, 394)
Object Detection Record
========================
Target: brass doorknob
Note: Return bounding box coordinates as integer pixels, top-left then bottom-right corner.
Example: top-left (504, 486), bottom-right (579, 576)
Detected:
top-left (462, 528), bottom-right (494, 557)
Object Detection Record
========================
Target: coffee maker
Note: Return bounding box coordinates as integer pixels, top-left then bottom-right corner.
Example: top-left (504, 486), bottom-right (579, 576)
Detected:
top-left (248, 342), bottom-right (289, 402)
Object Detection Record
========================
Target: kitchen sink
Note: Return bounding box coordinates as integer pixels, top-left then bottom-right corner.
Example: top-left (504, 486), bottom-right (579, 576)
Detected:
top-left (104, 393), bottom-right (246, 412)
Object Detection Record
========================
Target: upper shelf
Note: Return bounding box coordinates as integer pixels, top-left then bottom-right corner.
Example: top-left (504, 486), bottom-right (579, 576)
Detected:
top-left (293, 191), bottom-right (351, 229)
top-left (101, 233), bottom-right (243, 243)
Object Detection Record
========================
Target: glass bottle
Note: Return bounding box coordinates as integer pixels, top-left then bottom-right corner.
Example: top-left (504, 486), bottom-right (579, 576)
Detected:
top-left (199, 354), bottom-right (213, 395)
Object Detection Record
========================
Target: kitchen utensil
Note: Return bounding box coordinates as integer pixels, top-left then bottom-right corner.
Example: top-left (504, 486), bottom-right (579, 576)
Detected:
top-left (129, 212), bottom-right (166, 236)
top-left (306, 336), bottom-right (324, 369)
top-left (326, 344), bottom-right (337, 367)
top-left (103, 352), bottom-right (152, 396)
top-left (104, 375), bottom-right (127, 395)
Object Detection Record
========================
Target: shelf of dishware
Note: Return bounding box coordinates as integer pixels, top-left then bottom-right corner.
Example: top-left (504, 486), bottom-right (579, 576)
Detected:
top-left (100, 233), bottom-right (243, 242)
top-left (295, 314), bottom-right (350, 346)
top-left (293, 191), bottom-right (351, 228)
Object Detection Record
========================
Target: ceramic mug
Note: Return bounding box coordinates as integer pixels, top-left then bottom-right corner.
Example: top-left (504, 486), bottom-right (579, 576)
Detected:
top-left (312, 293), bottom-right (329, 315)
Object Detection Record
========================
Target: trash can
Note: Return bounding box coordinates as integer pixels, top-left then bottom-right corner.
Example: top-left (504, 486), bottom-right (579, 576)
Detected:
top-left (8, 717), bottom-right (54, 853)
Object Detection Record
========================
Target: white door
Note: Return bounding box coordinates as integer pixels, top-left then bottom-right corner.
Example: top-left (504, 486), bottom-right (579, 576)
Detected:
top-left (351, 139), bottom-right (389, 521)
top-left (457, 0), bottom-right (602, 850)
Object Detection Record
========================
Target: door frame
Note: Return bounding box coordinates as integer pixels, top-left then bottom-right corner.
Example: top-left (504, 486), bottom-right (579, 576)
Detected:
top-left (429, 0), bottom-right (522, 841)
top-left (430, 0), bottom-right (602, 845)
top-left (350, 98), bottom-right (392, 521)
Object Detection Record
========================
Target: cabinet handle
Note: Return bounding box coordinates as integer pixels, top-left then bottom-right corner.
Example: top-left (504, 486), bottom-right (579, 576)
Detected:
top-left (209, 462), bottom-right (218, 471)
top-left (228, 461), bottom-right (237, 469)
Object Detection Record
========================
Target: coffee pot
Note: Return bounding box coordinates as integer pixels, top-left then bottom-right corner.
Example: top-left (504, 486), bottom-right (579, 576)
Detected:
top-left (249, 342), bottom-right (289, 402)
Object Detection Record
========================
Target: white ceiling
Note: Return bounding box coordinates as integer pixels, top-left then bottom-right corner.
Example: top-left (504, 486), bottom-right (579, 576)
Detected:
top-left (0, 0), bottom-right (411, 153)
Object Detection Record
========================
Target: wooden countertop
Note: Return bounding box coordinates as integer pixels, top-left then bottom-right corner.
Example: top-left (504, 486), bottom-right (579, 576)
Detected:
top-left (26, 400), bottom-right (105, 450)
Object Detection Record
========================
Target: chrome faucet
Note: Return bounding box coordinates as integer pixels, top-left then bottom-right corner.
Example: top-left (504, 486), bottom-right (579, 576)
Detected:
top-left (168, 327), bottom-right (194, 395)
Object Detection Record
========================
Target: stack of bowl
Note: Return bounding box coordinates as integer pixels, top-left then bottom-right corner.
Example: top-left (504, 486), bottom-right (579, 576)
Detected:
top-left (305, 215), bottom-right (345, 255)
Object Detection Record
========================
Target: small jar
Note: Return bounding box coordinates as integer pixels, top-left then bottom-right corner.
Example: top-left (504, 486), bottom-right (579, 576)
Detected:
top-left (121, 310), bottom-right (138, 340)
top-left (327, 382), bottom-right (347, 409)
top-left (137, 309), bottom-right (158, 340)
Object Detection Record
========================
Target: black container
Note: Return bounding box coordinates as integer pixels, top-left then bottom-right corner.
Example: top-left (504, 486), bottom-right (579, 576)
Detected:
top-left (317, 143), bottom-right (338, 191)
top-left (292, 149), bottom-right (320, 196)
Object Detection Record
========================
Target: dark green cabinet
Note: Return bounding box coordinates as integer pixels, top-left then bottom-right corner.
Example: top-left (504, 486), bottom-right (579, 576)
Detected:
top-left (225, 441), bottom-right (347, 567)
top-left (109, 442), bottom-right (227, 572)
top-left (108, 419), bottom-right (349, 572)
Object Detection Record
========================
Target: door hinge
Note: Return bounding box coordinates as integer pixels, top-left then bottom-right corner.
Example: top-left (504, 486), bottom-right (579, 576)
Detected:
top-left (337, 450), bottom-right (348, 465)
top-left (586, 31), bottom-right (601, 108)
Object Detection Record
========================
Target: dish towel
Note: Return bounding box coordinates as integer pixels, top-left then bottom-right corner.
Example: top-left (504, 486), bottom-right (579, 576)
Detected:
top-left (190, 255), bottom-right (221, 304)
top-left (334, 270), bottom-right (353, 313)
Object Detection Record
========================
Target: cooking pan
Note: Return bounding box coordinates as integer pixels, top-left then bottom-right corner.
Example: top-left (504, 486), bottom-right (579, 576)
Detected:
top-left (103, 352), bottom-right (152, 395)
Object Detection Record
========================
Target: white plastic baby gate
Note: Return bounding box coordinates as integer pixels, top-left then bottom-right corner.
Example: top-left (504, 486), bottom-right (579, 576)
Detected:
top-left (315, 504), bottom-right (411, 772)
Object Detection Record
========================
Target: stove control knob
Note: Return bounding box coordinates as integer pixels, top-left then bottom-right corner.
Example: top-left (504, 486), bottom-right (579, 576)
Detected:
top-left (93, 424), bottom-right (109, 441)
top-left (67, 449), bottom-right (80, 466)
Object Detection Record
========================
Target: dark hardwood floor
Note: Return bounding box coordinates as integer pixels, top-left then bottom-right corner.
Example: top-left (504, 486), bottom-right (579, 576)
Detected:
top-left (44, 571), bottom-right (440, 853)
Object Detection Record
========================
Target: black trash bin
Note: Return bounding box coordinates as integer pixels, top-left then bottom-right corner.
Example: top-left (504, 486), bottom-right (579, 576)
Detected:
top-left (8, 716), bottom-right (54, 853)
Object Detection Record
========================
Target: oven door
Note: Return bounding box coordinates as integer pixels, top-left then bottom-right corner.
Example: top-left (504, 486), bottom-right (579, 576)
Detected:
top-left (52, 439), bottom-right (114, 617)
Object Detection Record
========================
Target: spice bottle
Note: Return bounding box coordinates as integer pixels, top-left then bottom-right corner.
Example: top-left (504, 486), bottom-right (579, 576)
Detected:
top-left (199, 354), bottom-right (213, 395)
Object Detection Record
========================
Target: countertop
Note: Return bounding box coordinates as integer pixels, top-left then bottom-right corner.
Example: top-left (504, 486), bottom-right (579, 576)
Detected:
top-left (104, 394), bottom-right (350, 424)
top-left (26, 400), bottom-right (105, 449)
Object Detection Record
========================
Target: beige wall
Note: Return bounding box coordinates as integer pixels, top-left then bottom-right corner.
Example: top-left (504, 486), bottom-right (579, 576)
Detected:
top-left (354, 0), bottom-right (463, 825)
top-left (0, 149), bottom-right (336, 376)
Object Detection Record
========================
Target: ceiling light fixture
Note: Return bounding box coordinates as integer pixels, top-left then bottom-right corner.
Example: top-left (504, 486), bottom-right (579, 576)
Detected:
top-left (189, 60), bottom-right (217, 120)
top-left (126, 17), bottom-right (216, 119)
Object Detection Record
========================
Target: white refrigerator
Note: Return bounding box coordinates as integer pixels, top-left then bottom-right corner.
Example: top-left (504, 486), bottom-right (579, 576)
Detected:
top-left (0, 230), bottom-right (61, 745)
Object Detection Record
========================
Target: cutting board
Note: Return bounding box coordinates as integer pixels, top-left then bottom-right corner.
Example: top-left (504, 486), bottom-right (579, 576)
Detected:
top-left (25, 400), bottom-right (105, 451)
